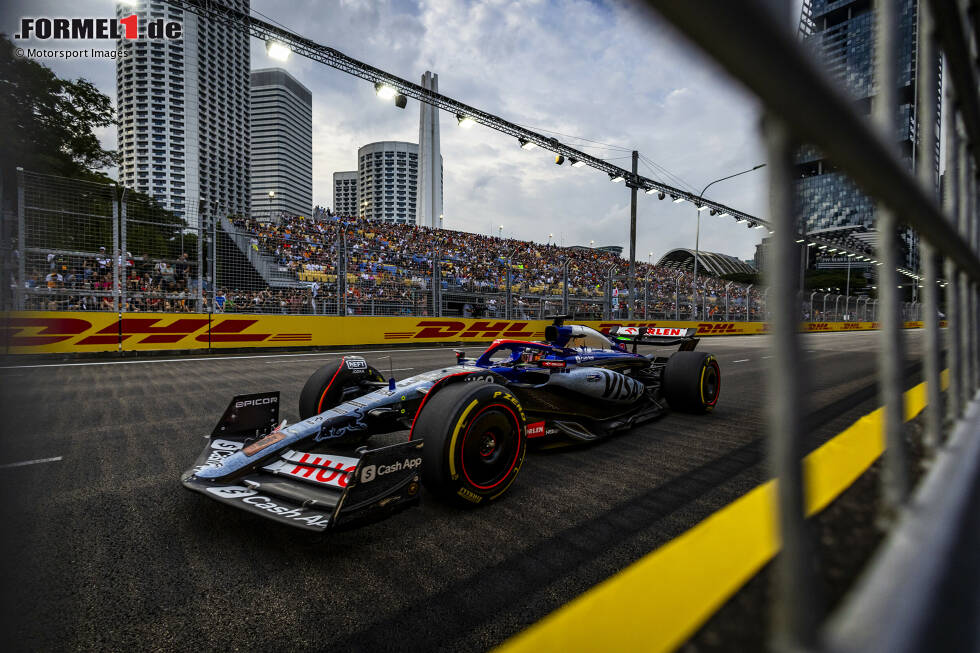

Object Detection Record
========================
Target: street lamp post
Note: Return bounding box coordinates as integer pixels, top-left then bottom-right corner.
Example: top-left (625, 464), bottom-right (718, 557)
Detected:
top-left (268, 190), bottom-right (275, 221)
top-left (693, 164), bottom-right (766, 297)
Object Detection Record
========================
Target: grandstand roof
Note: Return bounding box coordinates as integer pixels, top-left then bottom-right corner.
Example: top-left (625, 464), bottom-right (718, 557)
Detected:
top-left (656, 248), bottom-right (756, 277)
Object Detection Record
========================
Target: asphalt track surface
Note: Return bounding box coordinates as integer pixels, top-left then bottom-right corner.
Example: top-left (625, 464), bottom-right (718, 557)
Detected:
top-left (0, 331), bottom-right (930, 652)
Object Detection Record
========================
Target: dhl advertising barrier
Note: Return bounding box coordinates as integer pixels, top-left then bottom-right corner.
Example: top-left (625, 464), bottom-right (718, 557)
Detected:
top-left (0, 312), bottom-right (942, 355)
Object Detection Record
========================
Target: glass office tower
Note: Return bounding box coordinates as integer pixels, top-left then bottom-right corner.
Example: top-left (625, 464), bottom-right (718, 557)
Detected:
top-left (795, 0), bottom-right (938, 271)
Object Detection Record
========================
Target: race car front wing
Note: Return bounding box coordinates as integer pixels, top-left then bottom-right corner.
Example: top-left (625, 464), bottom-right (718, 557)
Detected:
top-left (181, 392), bottom-right (422, 532)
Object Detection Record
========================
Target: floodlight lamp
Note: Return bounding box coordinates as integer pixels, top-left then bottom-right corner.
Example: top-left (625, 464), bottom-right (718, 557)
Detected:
top-left (266, 41), bottom-right (291, 61)
top-left (818, 245), bottom-right (827, 249)
top-left (554, 155), bottom-right (565, 165)
top-left (645, 187), bottom-right (657, 195)
top-left (456, 114), bottom-right (476, 128)
top-left (709, 209), bottom-right (717, 216)
top-left (736, 218), bottom-right (747, 223)
top-left (609, 173), bottom-right (625, 183)
top-left (658, 191), bottom-right (666, 200)
top-left (569, 158), bottom-right (586, 168)
top-left (672, 196), bottom-right (685, 203)
top-left (720, 212), bottom-right (730, 218)
top-left (518, 138), bottom-right (537, 150)
top-left (795, 239), bottom-right (805, 243)
top-left (374, 83), bottom-right (397, 100)
top-left (696, 204), bottom-right (708, 212)
top-left (754, 224), bottom-right (765, 229)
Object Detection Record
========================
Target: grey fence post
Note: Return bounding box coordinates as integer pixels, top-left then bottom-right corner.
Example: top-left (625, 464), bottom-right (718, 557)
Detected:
top-left (211, 205), bottom-right (217, 314)
top-left (15, 168), bottom-right (25, 311)
top-left (505, 256), bottom-right (512, 319)
top-left (746, 283), bottom-right (753, 322)
top-left (120, 189), bottom-right (127, 313)
top-left (763, 116), bottom-right (819, 651)
top-left (562, 259), bottom-right (570, 315)
top-left (644, 279), bottom-right (650, 319)
top-left (872, 0), bottom-right (910, 510)
top-left (674, 274), bottom-right (681, 320)
top-left (195, 201), bottom-right (204, 313)
top-left (809, 291), bottom-right (816, 321)
top-left (338, 227), bottom-right (348, 316)
top-left (822, 294), bottom-right (828, 321)
top-left (112, 186), bottom-right (120, 315)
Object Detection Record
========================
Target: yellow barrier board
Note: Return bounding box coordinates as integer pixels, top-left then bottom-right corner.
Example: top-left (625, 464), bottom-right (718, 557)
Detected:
top-left (0, 312), bottom-right (941, 355)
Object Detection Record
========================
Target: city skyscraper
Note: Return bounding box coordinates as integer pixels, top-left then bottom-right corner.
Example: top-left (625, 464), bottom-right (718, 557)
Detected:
top-left (115, 0), bottom-right (250, 224)
top-left (357, 141), bottom-right (420, 223)
top-left (332, 171), bottom-right (358, 218)
top-left (795, 0), bottom-right (938, 270)
top-left (249, 68), bottom-right (313, 219)
top-left (417, 71), bottom-right (444, 228)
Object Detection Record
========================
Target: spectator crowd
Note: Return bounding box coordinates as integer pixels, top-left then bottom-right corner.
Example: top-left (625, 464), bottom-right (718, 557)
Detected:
top-left (16, 213), bottom-right (764, 319)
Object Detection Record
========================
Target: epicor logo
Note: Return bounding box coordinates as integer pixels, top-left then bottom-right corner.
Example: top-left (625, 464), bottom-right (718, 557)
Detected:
top-left (15, 16), bottom-right (182, 40)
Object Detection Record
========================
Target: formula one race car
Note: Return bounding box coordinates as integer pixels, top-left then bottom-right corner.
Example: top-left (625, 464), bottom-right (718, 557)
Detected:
top-left (181, 318), bottom-right (720, 531)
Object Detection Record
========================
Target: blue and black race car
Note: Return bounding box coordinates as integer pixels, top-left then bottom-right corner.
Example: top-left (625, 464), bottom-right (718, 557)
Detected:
top-left (181, 317), bottom-right (721, 531)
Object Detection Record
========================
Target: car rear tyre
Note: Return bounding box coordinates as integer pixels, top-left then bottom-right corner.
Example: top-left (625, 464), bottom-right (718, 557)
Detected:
top-left (298, 357), bottom-right (384, 419)
top-left (416, 382), bottom-right (527, 506)
top-left (662, 351), bottom-right (721, 413)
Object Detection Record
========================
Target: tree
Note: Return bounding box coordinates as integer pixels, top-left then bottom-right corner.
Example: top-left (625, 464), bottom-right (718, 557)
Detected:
top-left (0, 33), bottom-right (117, 190)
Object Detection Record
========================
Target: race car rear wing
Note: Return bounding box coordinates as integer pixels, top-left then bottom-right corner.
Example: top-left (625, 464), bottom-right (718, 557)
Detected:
top-left (607, 326), bottom-right (700, 352)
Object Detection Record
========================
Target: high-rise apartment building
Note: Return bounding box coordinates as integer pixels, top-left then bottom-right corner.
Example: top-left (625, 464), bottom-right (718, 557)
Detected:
top-left (115, 0), bottom-right (250, 224)
top-left (333, 171), bottom-right (358, 217)
top-left (795, 0), bottom-right (938, 270)
top-left (357, 141), bottom-right (422, 224)
top-left (249, 68), bottom-right (313, 219)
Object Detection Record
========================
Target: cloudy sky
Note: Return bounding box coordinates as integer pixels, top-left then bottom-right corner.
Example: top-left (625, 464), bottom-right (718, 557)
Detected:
top-left (4, 0), bottom-right (773, 263)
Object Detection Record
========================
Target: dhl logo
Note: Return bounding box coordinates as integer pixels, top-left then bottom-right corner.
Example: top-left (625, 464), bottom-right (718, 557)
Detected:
top-left (807, 323), bottom-right (831, 331)
top-left (385, 320), bottom-right (538, 340)
top-left (2, 316), bottom-right (311, 348)
top-left (696, 323), bottom-right (741, 334)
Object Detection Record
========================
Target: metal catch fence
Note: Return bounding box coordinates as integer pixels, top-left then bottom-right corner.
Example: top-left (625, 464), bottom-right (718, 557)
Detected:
top-left (4, 168), bottom-right (927, 324)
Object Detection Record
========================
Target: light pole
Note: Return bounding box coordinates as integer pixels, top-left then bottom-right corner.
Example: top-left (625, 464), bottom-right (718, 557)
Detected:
top-left (693, 164), bottom-right (766, 294)
top-left (268, 190), bottom-right (275, 220)
top-left (498, 224), bottom-right (504, 239)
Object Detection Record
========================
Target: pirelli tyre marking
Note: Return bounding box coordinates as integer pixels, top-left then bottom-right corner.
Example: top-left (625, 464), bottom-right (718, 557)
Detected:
top-left (448, 399), bottom-right (480, 481)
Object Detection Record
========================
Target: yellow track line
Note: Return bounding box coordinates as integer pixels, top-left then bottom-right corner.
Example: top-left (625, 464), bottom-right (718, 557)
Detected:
top-left (496, 370), bottom-right (949, 653)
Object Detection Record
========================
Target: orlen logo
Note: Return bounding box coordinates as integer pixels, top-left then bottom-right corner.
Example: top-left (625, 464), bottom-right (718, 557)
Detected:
top-left (526, 421), bottom-right (546, 438)
top-left (15, 16), bottom-right (182, 40)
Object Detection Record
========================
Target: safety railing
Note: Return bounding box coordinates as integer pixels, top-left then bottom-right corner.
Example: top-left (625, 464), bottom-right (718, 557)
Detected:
top-left (643, 1), bottom-right (979, 651)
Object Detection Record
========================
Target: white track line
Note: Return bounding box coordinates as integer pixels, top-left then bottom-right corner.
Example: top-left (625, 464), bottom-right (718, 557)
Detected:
top-left (732, 359), bottom-right (750, 363)
top-left (0, 347), bottom-right (453, 370)
top-left (0, 456), bottom-right (63, 469)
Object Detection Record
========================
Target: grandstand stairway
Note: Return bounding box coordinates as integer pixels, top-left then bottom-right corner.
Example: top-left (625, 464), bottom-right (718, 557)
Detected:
top-left (219, 217), bottom-right (303, 289)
